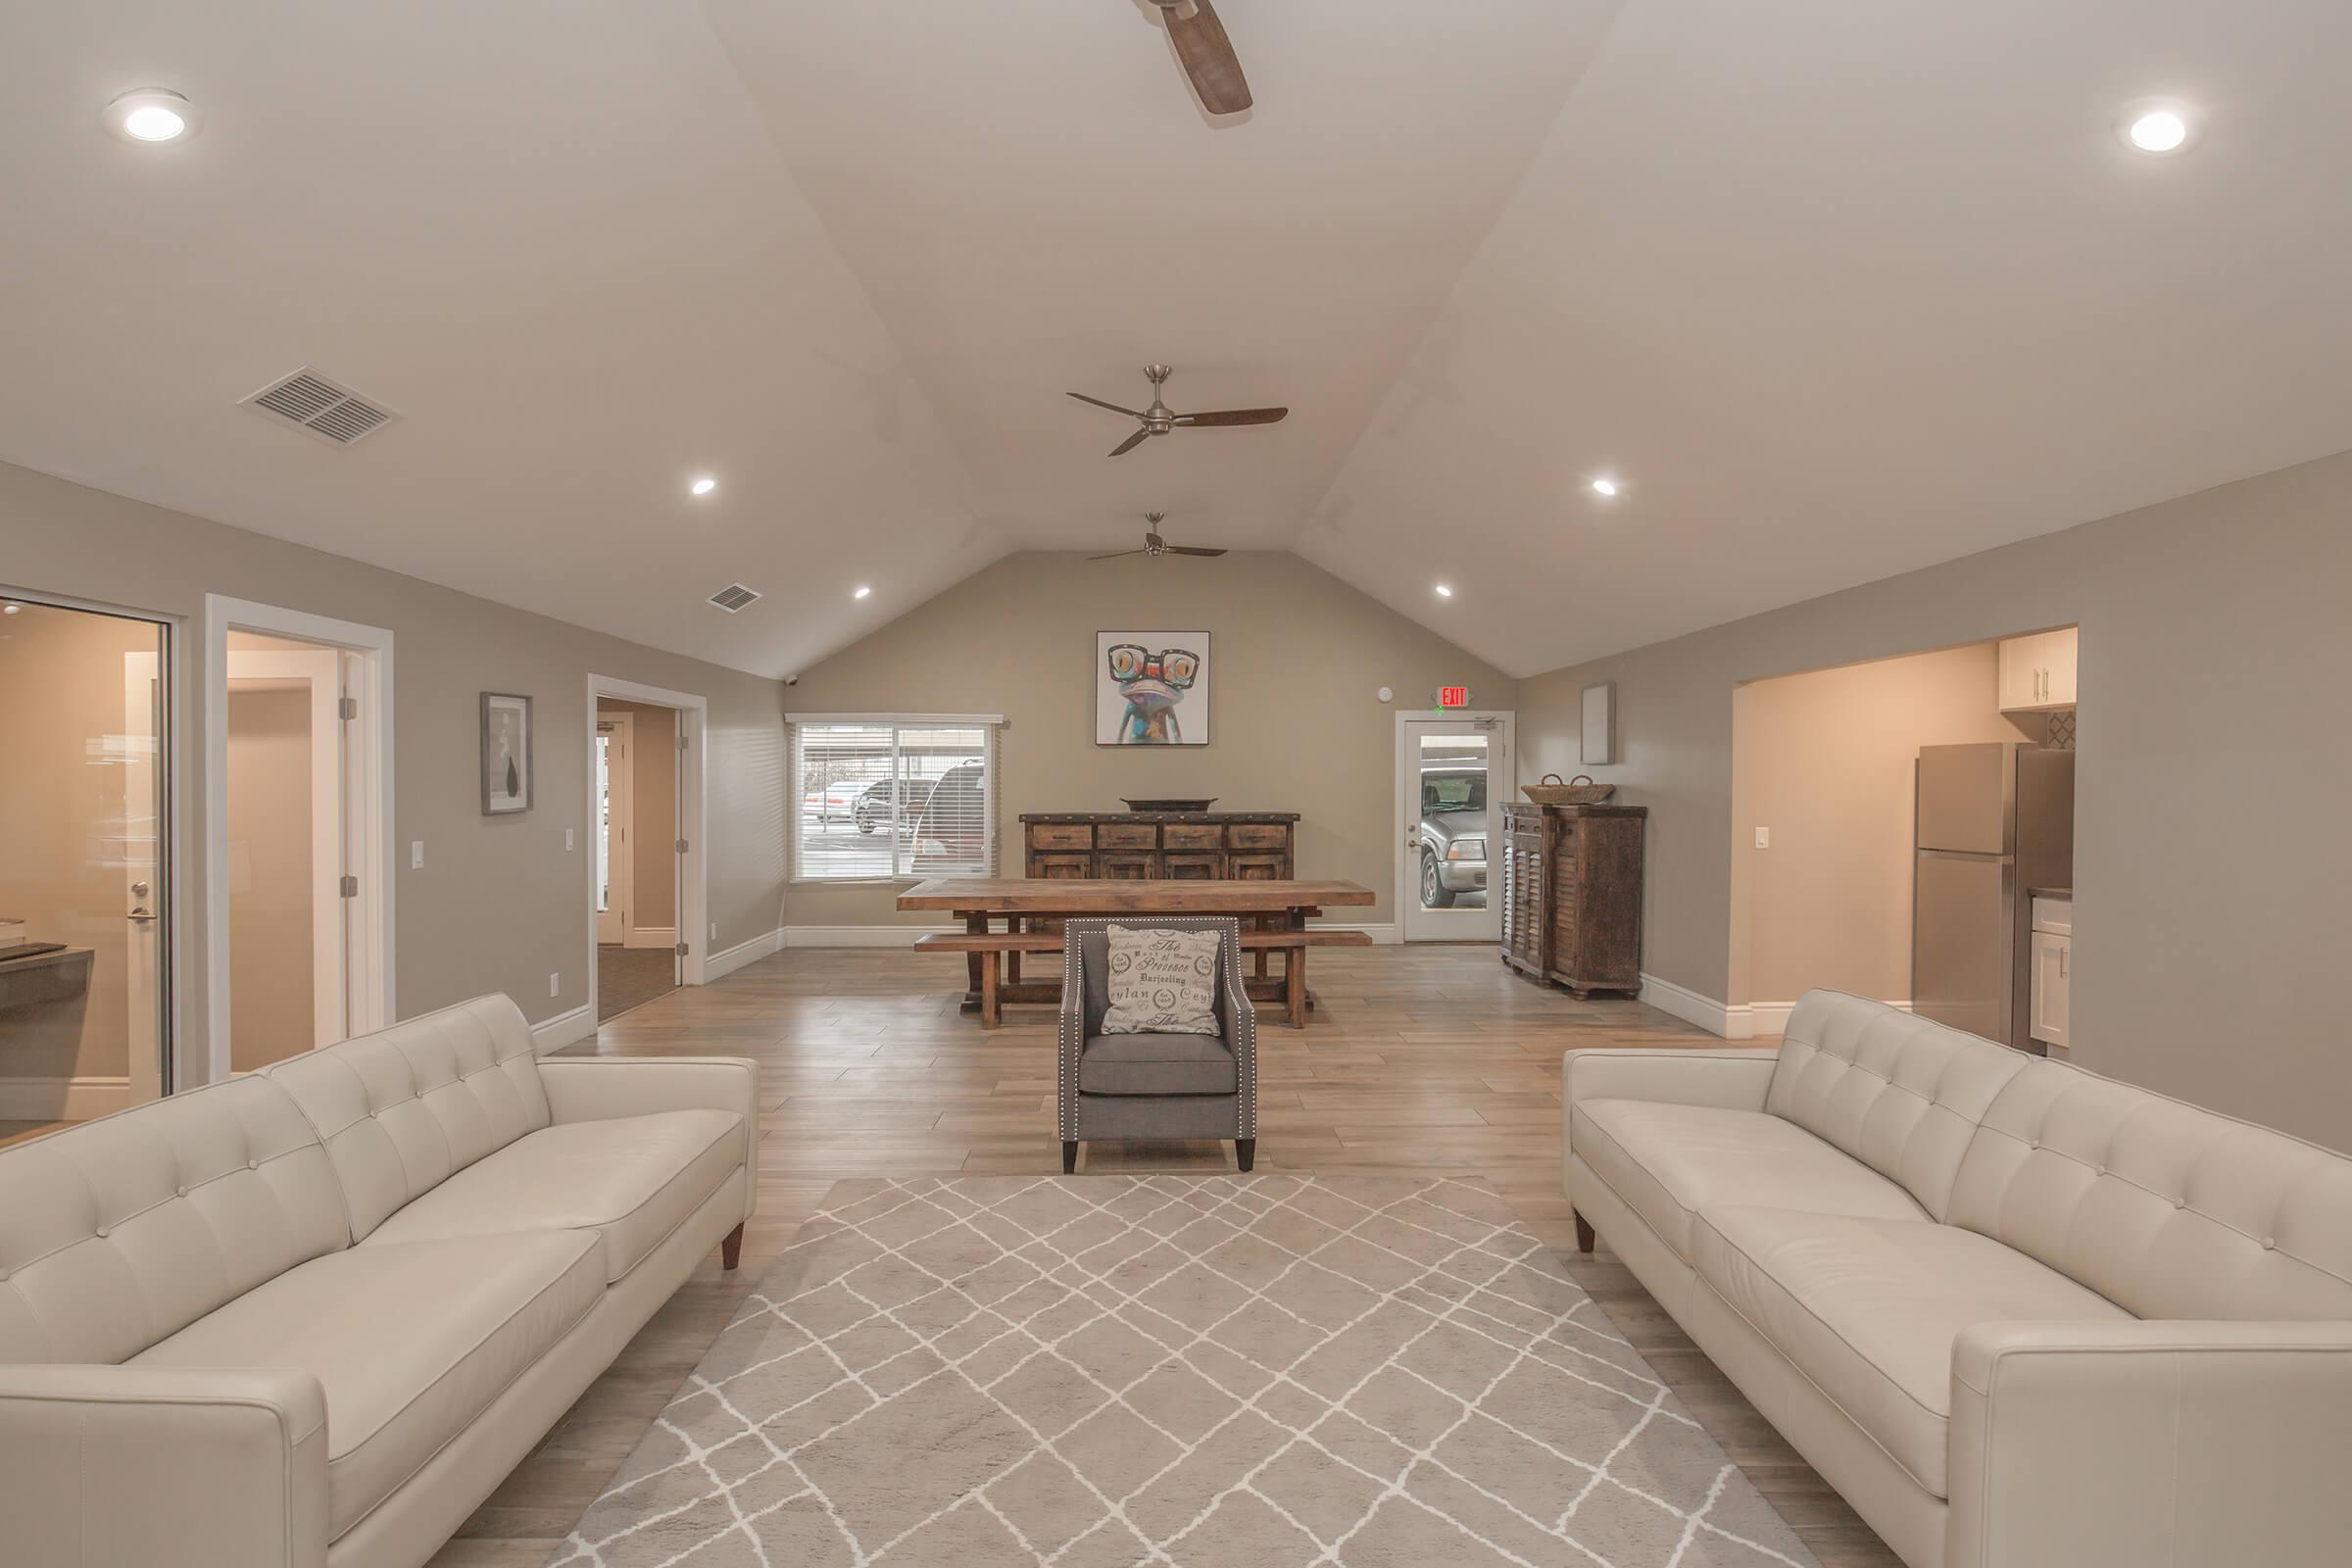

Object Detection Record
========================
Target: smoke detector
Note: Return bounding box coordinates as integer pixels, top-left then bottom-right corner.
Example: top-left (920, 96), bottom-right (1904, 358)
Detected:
top-left (240, 368), bottom-right (398, 448)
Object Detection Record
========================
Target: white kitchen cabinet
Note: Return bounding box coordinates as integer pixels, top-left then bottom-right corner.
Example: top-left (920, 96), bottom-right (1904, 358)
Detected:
top-left (2030, 927), bottom-right (2072, 1050)
top-left (1999, 628), bottom-right (2078, 711)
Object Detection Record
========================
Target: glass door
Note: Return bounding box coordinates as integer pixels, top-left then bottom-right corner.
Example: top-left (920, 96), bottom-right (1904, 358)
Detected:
top-left (596, 717), bottom-right (630, 946)
top-left (0, 595), bottom-right (170, 1146)
top-left (1401, 717), bottom-right (1505, 943)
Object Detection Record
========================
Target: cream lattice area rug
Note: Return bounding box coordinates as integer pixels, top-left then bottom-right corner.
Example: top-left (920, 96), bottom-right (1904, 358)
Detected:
top-left (551, 1175), bottom-right (1818, 1568)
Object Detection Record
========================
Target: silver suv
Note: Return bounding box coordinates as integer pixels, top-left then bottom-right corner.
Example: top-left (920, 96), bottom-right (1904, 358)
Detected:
top-left (1416, 768), bottom-right (1488, 908)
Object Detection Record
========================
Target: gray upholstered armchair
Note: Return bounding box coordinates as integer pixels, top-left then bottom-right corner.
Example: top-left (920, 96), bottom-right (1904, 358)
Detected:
top-left (1058, 916), bottom-right (1258, 1174)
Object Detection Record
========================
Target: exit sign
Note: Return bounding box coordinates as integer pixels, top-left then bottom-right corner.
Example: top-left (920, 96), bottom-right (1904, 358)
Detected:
top-left (1436, 686), bottom-right (1471, 710)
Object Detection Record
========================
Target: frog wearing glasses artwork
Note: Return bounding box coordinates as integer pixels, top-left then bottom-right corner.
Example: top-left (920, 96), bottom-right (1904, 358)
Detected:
top-left (1104, 643), bottom-right (1201, 744)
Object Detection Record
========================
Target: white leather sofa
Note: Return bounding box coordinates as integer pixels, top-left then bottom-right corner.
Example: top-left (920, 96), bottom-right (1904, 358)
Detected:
top-left (0, 995), bottom-right (759, 1568)
top-left (1564, 990), bottom-right (2351, 1568)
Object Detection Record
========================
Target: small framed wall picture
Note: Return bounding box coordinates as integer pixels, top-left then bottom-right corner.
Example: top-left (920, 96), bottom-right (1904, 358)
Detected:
top-left (1580, 681), bottom-right (1615, 765)
top-left (481, 692), bottom-right (534, 814)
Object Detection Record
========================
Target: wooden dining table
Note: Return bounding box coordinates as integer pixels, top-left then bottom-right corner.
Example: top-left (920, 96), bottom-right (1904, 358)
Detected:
top-left (897, 877), bottom-right (1377, 1026)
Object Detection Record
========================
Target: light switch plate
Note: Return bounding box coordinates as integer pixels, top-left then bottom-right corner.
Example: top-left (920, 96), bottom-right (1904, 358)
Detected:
top-left (564, 827), bottom-right (575, 852)
top-left (1754, 826), bottom-right (1770, 849)
top-left (411, 840), bottom-right (424, 869)
top-left (549, 972), bottom-right (560, 998)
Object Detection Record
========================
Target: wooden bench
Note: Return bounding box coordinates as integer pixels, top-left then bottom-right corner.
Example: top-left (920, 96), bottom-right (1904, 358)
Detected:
top-left (913, 926), bottom-right (1372, 1029)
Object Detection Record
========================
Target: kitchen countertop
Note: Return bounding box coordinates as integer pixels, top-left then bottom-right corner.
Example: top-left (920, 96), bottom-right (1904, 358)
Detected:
top-left (2029, 887), bottom-right (2073, 900)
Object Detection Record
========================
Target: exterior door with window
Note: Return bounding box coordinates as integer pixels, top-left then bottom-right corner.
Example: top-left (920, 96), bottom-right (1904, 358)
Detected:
top-left (595, 715), bottom-right (632, 945)
top-left (1400, 716), bottom-right (1507, 943)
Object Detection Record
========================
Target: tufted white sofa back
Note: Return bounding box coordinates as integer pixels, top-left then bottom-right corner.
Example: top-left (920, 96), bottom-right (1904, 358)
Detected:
top-left (1766, 991), bottom-right (2033, 1220)
top-left (0, 1075), bottom-right (348, 1365)
top-left (1947, 1058), bottom-right (2352, 1321)
top-left (260, 994), bottom-right (549, 1240)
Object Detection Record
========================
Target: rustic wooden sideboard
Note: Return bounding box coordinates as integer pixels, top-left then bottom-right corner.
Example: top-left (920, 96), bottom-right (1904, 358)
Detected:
top-left (1019, 811), bottom-right (1298, 882)
top-left (1498, 801), bottom-right (1646, 998)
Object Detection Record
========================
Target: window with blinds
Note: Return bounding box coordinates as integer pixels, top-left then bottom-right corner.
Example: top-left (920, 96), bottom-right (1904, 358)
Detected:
top-left (792, 719), bottom-right (997, 880)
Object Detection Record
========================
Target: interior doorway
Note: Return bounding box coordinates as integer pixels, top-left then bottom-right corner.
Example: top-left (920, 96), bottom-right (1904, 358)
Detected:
top-left (203, 597), bottom-right (392, 1081)
top-left (1397, 711), bottom-right (1510, 943)
top-left (594, 695), bottom-right (681, 1022)
top-left (0, 591), bottom-right (172, 1147)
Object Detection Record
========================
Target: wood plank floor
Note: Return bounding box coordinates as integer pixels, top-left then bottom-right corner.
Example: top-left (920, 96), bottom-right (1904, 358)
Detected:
top-left (426, 945), bottom-right (1901, 1568)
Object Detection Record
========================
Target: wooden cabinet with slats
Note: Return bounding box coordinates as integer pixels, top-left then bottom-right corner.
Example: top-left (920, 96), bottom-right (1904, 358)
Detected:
top-left (1498, 802), bottom-right (1646, 998)
top-left (1018, 812), bottom-right (1298, 883)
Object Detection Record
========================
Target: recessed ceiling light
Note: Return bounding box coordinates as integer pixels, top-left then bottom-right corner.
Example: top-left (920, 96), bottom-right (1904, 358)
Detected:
top-left (2126, 108), bottom-right (2189, 154)
top-left (1434, 584), bottom-right (1453, 598)
top-left (853, 585), bottom-right (872, 600)
top-left (2, 603), bottom-right (21, 615)
top-left (689, 475), bottom-right (717, 497)
top-left (1591, 477), bottom-right (1620, 498)
top-left (104, 88), bottom-right (197, 144)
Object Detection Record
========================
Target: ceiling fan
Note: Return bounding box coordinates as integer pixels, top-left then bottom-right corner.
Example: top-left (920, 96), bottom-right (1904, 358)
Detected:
top-left (1091, 513), bottom-right (1228, 562)
top-left (1143, 0), bottom-right (1252, 116)
top-left (1068, 364), bottom-right (1288, 458)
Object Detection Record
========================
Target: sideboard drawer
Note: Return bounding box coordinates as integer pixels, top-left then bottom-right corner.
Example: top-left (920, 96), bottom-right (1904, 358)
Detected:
top-left (1028, 822), bottom-right (1094, 851)
top-left (1030, 852), bottom-right (1094, 879)
top-left (1161, 822), bottom-right (1222, 851)
top-left (1096, 821), bottom-right (1158, 850)
top-left (1226, 823), bottom-right (1288, 850)
top-left (1159, 851), bottom-right (1223, 879)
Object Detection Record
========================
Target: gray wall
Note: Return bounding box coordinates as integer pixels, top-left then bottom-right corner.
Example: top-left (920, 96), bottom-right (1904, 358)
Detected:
top-left (1521, 448), bottom-right (2352, 1151)
top-left (787, 551), bottom-right (1517, 927)
top-left (0, 459), bottom-right (787, 1076)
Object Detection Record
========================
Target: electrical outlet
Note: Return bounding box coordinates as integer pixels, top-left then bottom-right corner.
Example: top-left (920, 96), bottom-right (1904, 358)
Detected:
top-left (549, 972), bottom-right (560, 998)
top-left (564, 827), bottom-right (575, 852)
top-left (411, 840), bottom-right (424, 869)
top-left (1754, 826), bottom-right (1770, 849)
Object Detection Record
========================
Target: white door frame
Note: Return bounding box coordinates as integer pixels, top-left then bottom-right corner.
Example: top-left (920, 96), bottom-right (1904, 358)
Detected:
top-left (1395, 710), bottom-right (1513, 943)
top-left (203, 596), bottom-right (394, 1085)
top-left (594, 710), bottom-right (634, 946)
top-left (225, 650), bottom-right (346, 1050)
top-left (585, 675), bottom-right (708, 1008)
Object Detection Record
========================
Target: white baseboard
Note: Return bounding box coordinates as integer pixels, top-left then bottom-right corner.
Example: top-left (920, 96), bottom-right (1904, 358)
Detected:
top-left (623, 926), bottom-right (676, 951)
top-left (1739, 997), bottom-right (1914, 1036)
top-left (1639, 973), bottom-right (1738, 1039)
top-left (706, 927), bottom-right (787, 977)
top-left (0, 1075), bottom-right (133, 1119)
top-left (529, 1004), bottom-right (596, 1055)
top-left (786, 925), bottom-right (956, 949)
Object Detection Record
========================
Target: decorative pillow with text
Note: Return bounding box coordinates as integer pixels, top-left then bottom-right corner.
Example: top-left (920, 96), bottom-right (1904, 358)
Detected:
top-left (1100, 924), bottom-right (1224, 1036)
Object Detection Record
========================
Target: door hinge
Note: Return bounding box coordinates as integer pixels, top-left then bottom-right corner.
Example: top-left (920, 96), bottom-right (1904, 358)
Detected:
top-left (338, 696), bottom-right (359, 720)
top-left (679, 735), bottom-right (689, 752)
top-left (674, 941), bottom-right (690, 957)
top-left (676, 837), bottom-right (689, 854)
top-left (339, 874), bottom-right (359, 898)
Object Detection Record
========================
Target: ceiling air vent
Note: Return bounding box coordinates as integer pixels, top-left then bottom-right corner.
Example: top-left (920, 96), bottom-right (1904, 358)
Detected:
top-left (240, 368), bottom-right (399, 448)
top-left (708, 583), bottom-right (762, 613)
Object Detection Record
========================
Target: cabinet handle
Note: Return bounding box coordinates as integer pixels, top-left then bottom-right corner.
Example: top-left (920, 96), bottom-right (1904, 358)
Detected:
top-left (2059, 947), bottom-right (2069, 979)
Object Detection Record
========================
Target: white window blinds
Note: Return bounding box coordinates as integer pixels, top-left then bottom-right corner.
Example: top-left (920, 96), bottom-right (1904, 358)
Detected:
top-left (791, 719), bottom-right (997, 880)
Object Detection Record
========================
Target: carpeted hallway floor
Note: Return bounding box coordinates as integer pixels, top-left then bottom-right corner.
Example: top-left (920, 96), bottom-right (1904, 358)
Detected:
top-left (597, 945), bottom-right (678, 1022)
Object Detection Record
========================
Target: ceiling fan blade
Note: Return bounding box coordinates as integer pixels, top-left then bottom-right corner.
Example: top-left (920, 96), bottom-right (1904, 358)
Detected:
top-left (1167, 0), bottom-right (1252, 115)
top-left (1167, 546), bottom-right (1229, 557)
top-left (1108, 429), bottom-right (1151, 457)
top-left (1173, 407), bottom-right (1289, 427)
top-left (1089, 549), bottom-right (1148, 561)
top-left (1067, 392), bottom-right (1146, 417)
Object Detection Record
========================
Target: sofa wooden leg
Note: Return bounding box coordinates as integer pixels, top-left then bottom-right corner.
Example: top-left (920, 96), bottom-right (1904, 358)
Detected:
top-left (1062, 1140), bottom-right (1078, 1174)
top-left (1573, 1209), bottom-right (1595, 1253)
top-left (1236, 1138), bottom-right (1256, 1173)
top-left (721, 1221), bottom-right (745, 1270)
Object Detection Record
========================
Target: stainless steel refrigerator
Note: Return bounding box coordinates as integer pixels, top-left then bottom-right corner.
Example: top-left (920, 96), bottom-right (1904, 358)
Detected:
top-left (1913, 743), bottom-right (2074, 1052)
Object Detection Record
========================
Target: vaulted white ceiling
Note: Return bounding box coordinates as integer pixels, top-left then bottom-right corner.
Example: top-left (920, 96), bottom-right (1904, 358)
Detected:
top-left (4, 1), bottom-right (2349, 678)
